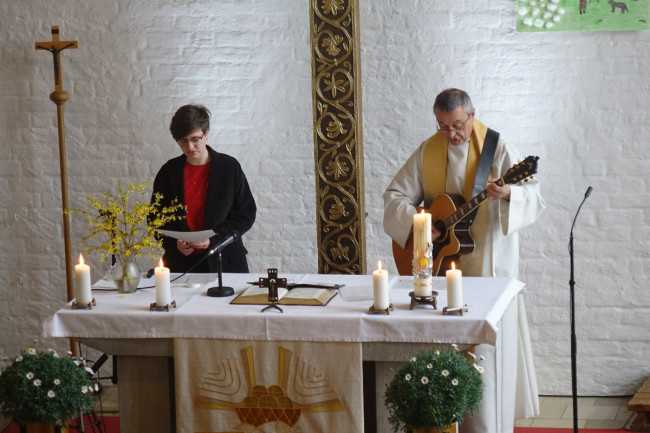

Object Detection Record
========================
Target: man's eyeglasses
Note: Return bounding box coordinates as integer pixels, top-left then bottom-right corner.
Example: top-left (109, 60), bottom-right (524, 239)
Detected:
top-left (436, 115), bottom-right (470, 133)
top-left (177, 134), bottom-right (204, 146)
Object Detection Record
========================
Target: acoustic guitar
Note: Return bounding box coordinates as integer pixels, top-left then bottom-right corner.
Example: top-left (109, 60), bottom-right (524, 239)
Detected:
top-left (391, 155), bottom-right (539, 276)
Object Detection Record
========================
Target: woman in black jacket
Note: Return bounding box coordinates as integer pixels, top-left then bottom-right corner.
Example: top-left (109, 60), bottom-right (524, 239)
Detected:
top-left (152, 104), bottom-right (256, 273)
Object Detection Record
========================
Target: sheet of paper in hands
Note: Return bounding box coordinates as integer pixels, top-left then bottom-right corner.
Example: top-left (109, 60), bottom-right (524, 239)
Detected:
top-left (157, 229), bottom-right (216, 243)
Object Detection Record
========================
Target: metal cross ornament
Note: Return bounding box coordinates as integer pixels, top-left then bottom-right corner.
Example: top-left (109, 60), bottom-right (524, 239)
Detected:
top-left (259, 268), bottom-right (287, 313)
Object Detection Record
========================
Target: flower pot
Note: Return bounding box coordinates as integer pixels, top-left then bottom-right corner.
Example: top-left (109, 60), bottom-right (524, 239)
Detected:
top-left (412, 422), bottom-right (458, 433)
top-left (111, 256), bottom-right (141, 294)
top-left (22, 422), bottom-right (69, 433)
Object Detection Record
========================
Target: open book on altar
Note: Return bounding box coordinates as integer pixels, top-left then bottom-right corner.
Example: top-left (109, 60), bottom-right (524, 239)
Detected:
top-left (231, 285), bottom-right (338, 306)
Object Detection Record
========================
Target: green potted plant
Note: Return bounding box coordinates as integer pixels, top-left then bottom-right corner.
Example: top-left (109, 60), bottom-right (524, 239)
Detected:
top-left (384, 346), bottom-right (484, 433)
top-left (67, 181), bottom-right (184, 293)
top-left (0, 343), bottom-right (95, 432)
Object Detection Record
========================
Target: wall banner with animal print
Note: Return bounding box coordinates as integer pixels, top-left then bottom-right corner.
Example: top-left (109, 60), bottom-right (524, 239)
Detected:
top-left (516, 0), bottom-right (648, 31)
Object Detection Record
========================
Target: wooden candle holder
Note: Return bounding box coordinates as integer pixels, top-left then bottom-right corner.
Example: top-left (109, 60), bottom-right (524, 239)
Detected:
top-left (149, 300), bottom-right (176, 312)
top-left (71, 298), bottom-right (96, 310)
top-left (409, 291), bottom-right (438, 310)
top-left (442, 304), bottom-right (469, 316)
top-left (368, 303), bottom-right (394, 315)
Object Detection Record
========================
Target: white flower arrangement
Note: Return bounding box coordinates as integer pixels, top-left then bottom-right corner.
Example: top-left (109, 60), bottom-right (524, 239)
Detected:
top-left (0, 342), bottom-right (94, 426)
top-left (384, 346), bottom-right (485, 432)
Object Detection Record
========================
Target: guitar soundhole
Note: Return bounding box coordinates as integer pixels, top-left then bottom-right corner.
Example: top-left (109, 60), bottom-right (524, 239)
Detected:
top-left (433, 220), bottom-right (448, 243)
top-left (432, 220), bottom-right (450, 259)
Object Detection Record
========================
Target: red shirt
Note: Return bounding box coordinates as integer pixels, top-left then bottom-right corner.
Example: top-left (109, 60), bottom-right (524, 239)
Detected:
top-left (183, 162), bottom-right (210, 232)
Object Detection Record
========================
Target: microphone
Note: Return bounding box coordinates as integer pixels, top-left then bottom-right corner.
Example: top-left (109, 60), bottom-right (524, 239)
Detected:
top-left (161, 231), bottom-right (240, 286)
top-left (206, 232), bottom-right (239, 256)
top-left (571, 187), bottom-right (593, 234)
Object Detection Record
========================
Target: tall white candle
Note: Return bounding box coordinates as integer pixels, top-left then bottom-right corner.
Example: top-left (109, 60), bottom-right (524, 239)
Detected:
top-left (413, 210), bottom-right (433, 296)
top-left (372, 260), bottom-right (390, 310)
top-left (413, 210), bottom-right (432, 256)
top-left (446, 261), bottom-right (463, 309)
top-left (74, 254), bottom-right (92, 305)
top-left (155, 258), bottom-right (171, 306)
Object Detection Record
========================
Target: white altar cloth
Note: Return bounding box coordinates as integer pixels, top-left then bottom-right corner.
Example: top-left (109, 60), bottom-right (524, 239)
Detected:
top-left (44, 273), bottom-right (523, 346)
top-left (42, 273), bottom-right (531, 433)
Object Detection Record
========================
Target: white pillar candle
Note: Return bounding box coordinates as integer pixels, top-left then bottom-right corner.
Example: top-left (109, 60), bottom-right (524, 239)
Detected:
top-left (414, 275), bottom-right (433, 297)
top-left (413, 210), bottom-right (432, 257)
top-left (155, 258), bottom-right (171, 306)
top-left (372, 260), bottom-right (390, 310)
top-left (413, 210), bottom-right (433, 296)
top-left (74, 254), bottom-right (92, 305)
top-left (446, 261), bottom-right (463, 309)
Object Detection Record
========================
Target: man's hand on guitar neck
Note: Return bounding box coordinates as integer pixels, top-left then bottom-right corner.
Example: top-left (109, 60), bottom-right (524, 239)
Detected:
top-left (425, 178), bottom-right (512, 243)
top-left (486, 178), bottom-right (511, 201)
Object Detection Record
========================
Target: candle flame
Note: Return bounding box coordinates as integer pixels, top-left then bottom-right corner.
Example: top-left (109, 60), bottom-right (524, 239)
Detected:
top-left (78, 254), bottom-right (85, 266)
top-left (159, 258), bottom-right (164, 268)
top-left (420, 209), bottom-right (425, 214)
top-left (451, 261), bottom-right (456, 271)
top-left (377, 260), bottom-right (383, 271)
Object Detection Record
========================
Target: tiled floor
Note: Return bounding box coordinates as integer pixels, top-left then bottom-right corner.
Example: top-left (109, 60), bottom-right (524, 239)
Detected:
top-left (514, 395), bottom-right (635, 430)
top-left (92, 386), bottom-right (636, 430)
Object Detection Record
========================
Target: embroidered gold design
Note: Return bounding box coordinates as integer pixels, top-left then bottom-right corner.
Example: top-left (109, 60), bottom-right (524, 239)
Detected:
top-left (194, 346), bottom-right (343, 430)
top-left (311, 0), bottom-right (365, 274)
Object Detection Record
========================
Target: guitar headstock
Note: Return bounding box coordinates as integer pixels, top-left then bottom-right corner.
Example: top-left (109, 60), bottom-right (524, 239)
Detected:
top-left (503, 155), bottom-right (539, 185)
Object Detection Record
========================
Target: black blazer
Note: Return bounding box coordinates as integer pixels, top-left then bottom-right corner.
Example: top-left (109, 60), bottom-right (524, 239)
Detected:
top-left (152, 145), bottom-right (257, 273)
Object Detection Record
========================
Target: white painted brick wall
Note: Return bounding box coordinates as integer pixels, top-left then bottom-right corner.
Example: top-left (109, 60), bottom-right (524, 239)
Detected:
top-left (1, 0), bottom-right (648, 401)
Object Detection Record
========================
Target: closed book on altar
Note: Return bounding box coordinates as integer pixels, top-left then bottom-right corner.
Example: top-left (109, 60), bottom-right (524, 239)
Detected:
top-left (231, 285), bottom-right (338, 306)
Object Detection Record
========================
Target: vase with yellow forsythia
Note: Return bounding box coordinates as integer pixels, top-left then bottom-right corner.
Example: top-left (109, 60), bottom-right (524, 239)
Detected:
top-left (67, 181), bottom-right (184, 293)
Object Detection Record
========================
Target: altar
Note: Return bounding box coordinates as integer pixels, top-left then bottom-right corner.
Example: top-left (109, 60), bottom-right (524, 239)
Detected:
top-left (43, 273), bottom-right (534, 433)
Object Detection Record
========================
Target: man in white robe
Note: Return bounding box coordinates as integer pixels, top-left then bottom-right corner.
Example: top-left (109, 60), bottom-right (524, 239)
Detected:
top-left (383, 88), bottom-right (546, 432)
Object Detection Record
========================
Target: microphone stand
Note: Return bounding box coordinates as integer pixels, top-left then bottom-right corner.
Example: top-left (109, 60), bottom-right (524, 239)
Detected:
top-left (569, 186), bottom-right (592, 433)
top-left (207, 251), bottom-right (234, 297)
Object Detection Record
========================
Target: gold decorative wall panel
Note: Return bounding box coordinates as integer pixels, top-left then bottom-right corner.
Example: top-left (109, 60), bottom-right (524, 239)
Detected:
top-left (310, 0), bottom-right (365, 274)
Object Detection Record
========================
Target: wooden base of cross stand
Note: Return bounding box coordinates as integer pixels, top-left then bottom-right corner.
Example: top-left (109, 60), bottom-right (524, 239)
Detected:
top-left (368, 303), bottom-right (393, 315)
top-left (442, 305), bottom-right (469, 316)
top-left (409, 291), bottom-right (438, 310)
top-left (149, 300), bottom-right (176, 312)
top-left (71, 298), bottom-right (96, 310)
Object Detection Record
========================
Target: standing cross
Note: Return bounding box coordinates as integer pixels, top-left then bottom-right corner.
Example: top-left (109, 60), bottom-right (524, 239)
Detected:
top-left (259, 268), bottom-right (287, 313)
top-left (34, 26), bottom-right (78, 311)
top-left (35, 26), bottom-right (78, 91)
top-left (34, 26), bottom-right (79, 356)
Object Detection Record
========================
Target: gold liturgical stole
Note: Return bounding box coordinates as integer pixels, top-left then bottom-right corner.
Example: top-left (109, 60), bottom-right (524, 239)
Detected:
top-left (423, 119), bottom-right (491, 201)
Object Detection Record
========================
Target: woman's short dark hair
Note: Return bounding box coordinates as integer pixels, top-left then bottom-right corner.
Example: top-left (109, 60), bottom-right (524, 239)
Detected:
top-left (433, 88), bottom-right (473, 115)
top-left (169, 104), bottom-right (211, 141)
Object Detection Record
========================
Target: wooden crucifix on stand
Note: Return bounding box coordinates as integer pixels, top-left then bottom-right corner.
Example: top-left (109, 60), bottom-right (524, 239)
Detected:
top-left (35, 26), bottom-right (78, 304)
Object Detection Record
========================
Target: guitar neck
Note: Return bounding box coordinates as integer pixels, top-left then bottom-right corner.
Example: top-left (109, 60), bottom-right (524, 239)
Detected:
top-left (443, 178), bottom-right (506, 227)
top-left (443, 189), bottom-right (489, 227)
